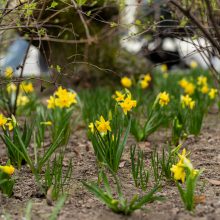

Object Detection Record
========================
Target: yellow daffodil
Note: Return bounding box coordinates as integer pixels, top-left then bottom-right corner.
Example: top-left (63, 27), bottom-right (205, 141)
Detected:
top-left (47, 87), bottom-right (77, 109)
top-left (0, 165), bottom-right (15, 175)
top-left (158, 91), bottom-right (170, 107)
top-left (88, 122), bottom-right (94, 133)
top-left (161, 64), bottom-right (168, 73)
top-left (6, 121), bottom-right (14, 131)
top-left (4, 66), bottom-right (13, 78)
top-left (184, 82), bottom-right (195, 95)
top-left (47, 96), bottom-right (56, 109)
top-left (6, 83), bottom-right (17, 94)
top-left (178, 152), bottom-right (193, 171)
top-left (208, 88), bottom-right (218, 99)
top-left (189, 101), bottom-right (195, 110)
top-left (181, 95), bottom-right (195, 110)
top-left (95, 116), bottom-right (111, 134)
top-left (197, 76), bottom-right (207, 86)
top-left (201, 85), bottom-right (209, 94)
top-left (0, 114), bottom-right (7, 127)
top-left (190, 61), bottom-right (198, 69)
top-left (17, 95), bottom-right (29, 106)
top-left (55, 92), bottom-right (77, 108)
top-left (55, 86), bottom-right (68, 98)
top-left (143, 73), bottom-right (151, 82)
top-left (114, 91), bottom-right (125, 102)
top-left (139, 73), bottom-right (151, 89)
top-left (20, 82), bottom-right (34, 93)
top-left (47, 86), bottom-right (77, 109)
top-left (179, 78), bottom-right (189, 88)
top-left (119, 94), bottom-right (137, 115)
top-left (170, 160), bottom-right (186, 183)
top-left (171, 148), bottom-right (190, 183)
top-left (121, 77), bottom-right (132, 88)
top-left (140, 79), bottom-right (149, 89)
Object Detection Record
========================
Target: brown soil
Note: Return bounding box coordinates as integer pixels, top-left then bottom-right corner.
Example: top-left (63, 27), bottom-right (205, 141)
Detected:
top-left (0, 114), bottom-right (220, 220)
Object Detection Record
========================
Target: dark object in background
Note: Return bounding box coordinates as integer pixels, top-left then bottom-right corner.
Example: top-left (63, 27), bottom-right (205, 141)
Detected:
top-left (140, 6), bottom-right (192, 69)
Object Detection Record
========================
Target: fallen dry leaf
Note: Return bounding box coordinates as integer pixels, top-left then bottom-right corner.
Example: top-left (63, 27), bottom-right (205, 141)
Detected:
top-left (207, 179), bottom-right (220, 186)
top-left (119, 160), bottom-right (126, 168)
top-left (194, 195), bottom-right (206, 204)
top-left (46, 186), bottom-right (54, 206)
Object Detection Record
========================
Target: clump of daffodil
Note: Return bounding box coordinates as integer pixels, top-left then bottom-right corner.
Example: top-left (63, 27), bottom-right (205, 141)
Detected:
top-left (0, 165), bottom-right (15, 175)
top-left (121, 76), bottom-right (132, 88)
top-left (47, 86), bottom-right (77, 109)
top-left (114, 90), bottom-right (137, 115)
top-left (95, 116), bottom-right (111, 135)
top-left (157, 91), bottom-right (170, 107)
top-left (139, 73), bottom-right (151, 89)
top-left (171, 148), bottom-right (198, 183)
top-left (4, 66), bottom-right (13, 78)
top-left (208, 88), bottom-right (218, 99)
top-left (180, 95), bottom-right (195, 110)
top-left (171, 148), bottom-right (202, 211)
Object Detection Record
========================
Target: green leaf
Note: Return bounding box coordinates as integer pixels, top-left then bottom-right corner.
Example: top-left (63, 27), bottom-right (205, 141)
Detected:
top-left (50, 1), bottom-right (58, 8)
top-left (38, 128), bottom-right (64, 171)
top-left (76, 0), bottom-right (87, 6)
top-left (49, 194), bottom-right (67, 220)
top-left (115, 118), bottom-right (131, 171)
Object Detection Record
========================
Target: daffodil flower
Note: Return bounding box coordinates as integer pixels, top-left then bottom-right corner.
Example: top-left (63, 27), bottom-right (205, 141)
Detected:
top-left (119, 94), bottom-right (137, 115)
top-left (95, 116), bottom-right (111, 134)
top-left (208, 88), bottom-right (218, 99)
top-left (158, 91), bottom-right (170, 107)
top-left (0, 165), bottom-right (15, 175)
top-left (4, 66), bottom-right (13, 78)
top-left (181, 95), bottom-right (195, 110)
top-left (121, 77), bottom-right (132, 88)
top-left (0, 114), bottom-right (7, 128)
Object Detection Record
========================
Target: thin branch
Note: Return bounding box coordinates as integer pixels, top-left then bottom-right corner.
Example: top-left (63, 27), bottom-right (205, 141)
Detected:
top-left (12, 38), bottom-right (32, 115)
top-left (71, 0), bottom-right (92, 44)
top-left (170, 0), bottom-right (220, 55)
top-left (204, 0), bottom-right (220, 46)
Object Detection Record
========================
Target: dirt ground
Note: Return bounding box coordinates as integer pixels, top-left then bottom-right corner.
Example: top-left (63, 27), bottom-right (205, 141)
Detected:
top-left (0, 113), bottom-right (220, 220)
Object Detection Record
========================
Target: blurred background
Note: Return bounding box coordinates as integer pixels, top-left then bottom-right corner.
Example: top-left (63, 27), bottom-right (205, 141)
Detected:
top-left (1, 0), bottom-right (220, 88)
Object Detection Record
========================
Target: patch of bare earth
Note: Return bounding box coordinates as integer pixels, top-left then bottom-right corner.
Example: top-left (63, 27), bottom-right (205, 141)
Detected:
top-left (0, 114), bottom-right (220, 220)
